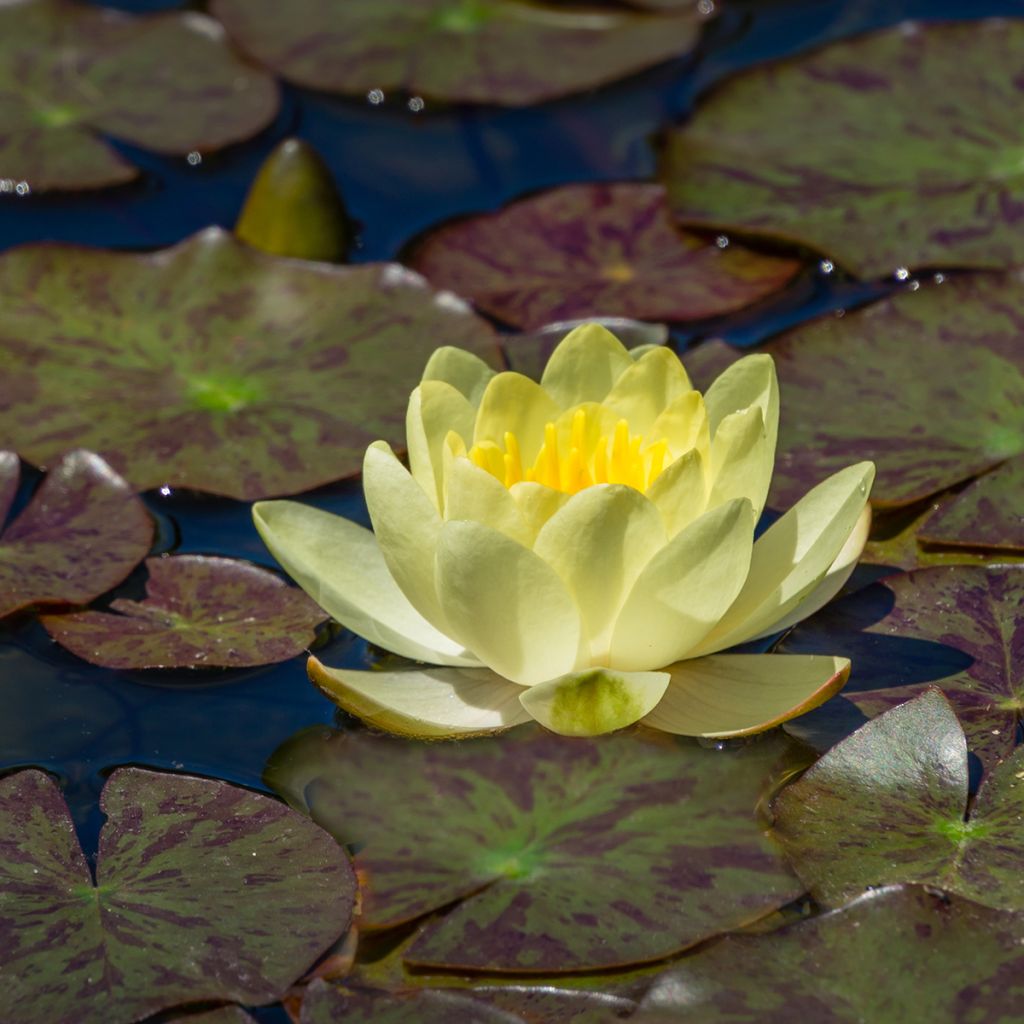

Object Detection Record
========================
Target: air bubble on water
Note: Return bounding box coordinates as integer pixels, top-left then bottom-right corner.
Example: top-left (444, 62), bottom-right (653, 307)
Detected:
top-left (159, 485), bottom-right (172, 497)
top-left (908, 280), bottom-right (920, 291)
top-left (15, 181), bottom-right (30, 196)
top-left (408, 96), bottom-right (425, 112)
top-left (819, 259), bottom-right (834, 275)
top-left (367, 88), bottom-right (385, 105)
top-left (0, 179), bottom-right (12, 193)
top-left (697, 0), bottom-right (714, 14)
top-left (186, 151), bottom-right (202, 166)
top-left (835, 308), bottom-right (846, 318)
top-left (894, 266), bottom-right (910, 281)
top-left (934, 273), bottom-right (945, 284)
top-left (715, 235), bottom-right (729, 249)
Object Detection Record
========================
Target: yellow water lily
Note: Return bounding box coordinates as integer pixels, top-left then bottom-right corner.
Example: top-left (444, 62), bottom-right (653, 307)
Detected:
top-left (254, 324), bottom-right (873, 738)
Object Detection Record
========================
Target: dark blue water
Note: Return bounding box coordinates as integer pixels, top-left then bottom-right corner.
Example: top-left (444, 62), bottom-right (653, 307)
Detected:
top-left (2, 2), bottom-right (1020, 1019)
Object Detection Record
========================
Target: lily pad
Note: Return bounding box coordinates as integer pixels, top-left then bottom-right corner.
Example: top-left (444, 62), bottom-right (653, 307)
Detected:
top-left (778, 565), bottom-right (1024, 770)
top-left (0, 0), bottom-right (278, 192)
top-left (0, 228), bottom-right (500, 500)
top-left (409, 184), bottom-right (801, 329)
top-left (0, 449), bottom-right (152, 620)
top-left (40, 555), bottom-right (327, 669)
top-left (210, 0), bottom-right (712, 106)
top-left (772, 690), bottom-right (1024, 910)
top-left (266, 724), bottom-right (803, 973)
top-left (630, 886), bottom-right (1024, 1024)
top-left (663, 19), bottom-right (1024, 278)
top-left (0, 767), bottom-right (355, 1024)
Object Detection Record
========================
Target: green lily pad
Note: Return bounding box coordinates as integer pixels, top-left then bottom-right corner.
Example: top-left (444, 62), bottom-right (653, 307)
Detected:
top-left (410, 183), bottom-right (801, 329)
top-left (0, 767), bottom-right (355, 1024)
top-left (0, 449), bottom-right (152, 620)
top-left (630, 886), bottom-right (1024, 1024)
top-left (772, 690), bottom-right (1024, 910)
top-left (210, 0), bottom-right (713, 106)
top-left (266, 724), bottom-right (803, 973)
top-left (663, 19), bottom-right (1024, 279)
top-left (40, 554), bottom-right (327, 669)
top-left (0, 228), bottom-right (500, 500)
top-left (778, 565), bottom-right (1024, 770)
top-left (0, 0), bottom-right (277, 192)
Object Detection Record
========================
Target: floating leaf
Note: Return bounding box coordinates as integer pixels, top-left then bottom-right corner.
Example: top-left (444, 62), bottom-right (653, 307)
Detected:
top-left (410, 184), bottom-right (801, 329)
top-left (266, 725), bottom-right (803, 973)
top-left (663, 19), bottom-right (1024, 278)
top-left (0, 0), bottom-right (277, 192)
top-left (778, 565), bottom-right (1024, 770)
top-left (630, 886), bottom-right (1024, 1024)
top-left (211, 0), bottom-right (712, 106)
top-left (40, 555), bottom-right (326, 669)
top-left (772, 691), bottom-right (1024, 910)
top-left (0, 229), bottom-right (500, 500)
top-left (0, 450), bottom-right (152, 620)
top-left (0, 767), bottom-right (355, 1024)
top-left (236, 139), bottom-right (351, 263)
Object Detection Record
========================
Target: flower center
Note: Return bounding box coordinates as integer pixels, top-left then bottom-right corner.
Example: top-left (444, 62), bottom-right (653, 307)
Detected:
top-left (468, 408), bottom-right (670, 495)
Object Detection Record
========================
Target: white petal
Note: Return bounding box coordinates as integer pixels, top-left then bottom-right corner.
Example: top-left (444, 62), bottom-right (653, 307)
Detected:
top-left (540, 323), bottom-right (633, 407)
top-left (406, 381), bottom-right (476, 509)
top-left (603, 346), bottom-right (692, 433)
top-left (703, 353), bottom-right (779, 464)
top-left (444, 456), bottom-right (533, 546)
top-left (309, 658), bottom-right (529, 738)
top-left (421, 345), bottom-right (496, 407)
top-left (707, 405), bottom-right (773, 518)
top-left (646, 447), bottom-right (709, 537)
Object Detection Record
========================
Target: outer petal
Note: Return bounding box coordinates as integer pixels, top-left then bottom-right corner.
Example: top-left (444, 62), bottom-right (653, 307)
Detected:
top-left (508, 481), bottom-right (572, 540)
top-left (540, 323), bottom-right (633, 407)
top-left (406, 381), bottom-right (476, 509)
top-left (363, 441), bottom-right (447, 630)
top-left (703, 353), bottom-right (779, 466)
top-left (308, 658), bottom-right (529, 738)
top-left (421, 345), bottom-right (496, 407)
top-left (436, 519), bottom-right (582, 685)
top-left (603, 347), bottom-right (692, 434)
top-left (252, 501), bottom-right (479, 666)
top-left (690, 461), bottom-right (875, 656)
top-left (444, 457), bottom-right (533, 546)
top-left (649, 390), bottom-right (710, 462)
top-left (520, 668), bottom-right (670, 737)
top-left (642, 654), bottom-right (849, 738)
top-left (707, 405), bottom-right (773, 518)
top-left (533, 484), bottom-right (667, 660)
top-left (609, 498), bottom-right (756, 671)
top-left (646, 447), bottom-right (709, 537)
top-left (474, 372), bottom-right (561, 465)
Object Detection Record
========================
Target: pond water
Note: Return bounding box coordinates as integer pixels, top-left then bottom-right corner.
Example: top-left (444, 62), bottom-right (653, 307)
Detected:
top-left (2, 1), bottom-right (1023, 1020)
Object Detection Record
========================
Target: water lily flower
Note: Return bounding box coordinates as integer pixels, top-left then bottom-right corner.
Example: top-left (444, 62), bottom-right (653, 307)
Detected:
top-left (254, 325), bottom-right (873, 738)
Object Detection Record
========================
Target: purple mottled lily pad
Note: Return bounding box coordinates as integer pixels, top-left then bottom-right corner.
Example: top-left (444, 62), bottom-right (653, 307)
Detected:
top-left (0, 767), bottom-right (355, 1024)
top-left (410, 184), bottom-right (801, 329)
top-left (663, 19), bottom-right (1024, 279)
top-left (772, 691), bottom-right (1024, 910)
top-left (0, 228), bottom-right (500, 500)
top-left (40, 555), bottom-right (326, 669)
top-left (266, 724), bottom-right (803, 973)
top-left (778, 565), bottom-right (1024, 771)
top-left (0, 450), bottom-right (152, 620)
top-left (629, 886), bottom-right (1024, 1024)
top-left (0, 0), bottom-right (277, 192)
top-left (211, 0), bottom-right (713, 106)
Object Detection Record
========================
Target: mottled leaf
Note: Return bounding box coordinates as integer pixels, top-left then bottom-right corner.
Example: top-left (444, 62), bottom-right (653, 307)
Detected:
top-left (410, 183), bottom-right (800, 329)
top-left (630, 886), bottom-right (1024, 1024)
top-left (663, 19), bottom-right (1024, 278)
top-left (236, 138), bottom-right (351, 263)
top-left (0, 450), bottom-right (152, 619)
top-left (0, 228), bottom-right (500, 500)
top-left (266, 724), bottom-right (803, 973)
top-left (0, 0), bottom-right (277, 192)
top-left (211, 0), bottom-right (712, 106)
top-left (772, 691), bottom-right (1024, 910)
top-left (0, 767), bottom-right (355, 1024)
top-left (778, 565), bottom-right (1024, 770)
top-left (40, 555), bottom-right (326, 669)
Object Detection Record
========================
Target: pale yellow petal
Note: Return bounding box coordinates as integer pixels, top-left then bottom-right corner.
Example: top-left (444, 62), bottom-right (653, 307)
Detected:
top-left (508, 481), bottom-right (572, 540)
top-left (406, 381), bottom-right (476, 509)
top-left (421, 345), bottom-right (497, 407)
top-left (252, 500), bottom-right (478, 666)
top-left (540, 323), bottom-right (633, 407)
top-left (602, 346), bottom-right (693, 434)
top-left (646, 447), bottom-right (709, 537)
top-left (309, 658), bottom-right (530, 738)
top-left (520, 668), bottom-right (670, 736)
top-left (649, 390), bottom-right (710, 463)
top-left (703, 352), bottom-right (779, 460)
top-left (642, 654), bottom-right (849, 737)
top-left (474, 372), bottom-right (561, 465)
top-left (690, 462), bottom-right (876, 656)
top-left (707, 405), bottom-right (773, 518)
top-left (363, 441), bottom-right (447, 630)
top-left (534, 484), bottom-right (666, 660)
top-left (444, 456), bottom-right (532, 546)
top-left (609, 498), bottom-right (756, 671)
top-left (436, 519), bottom-right (582, 685)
